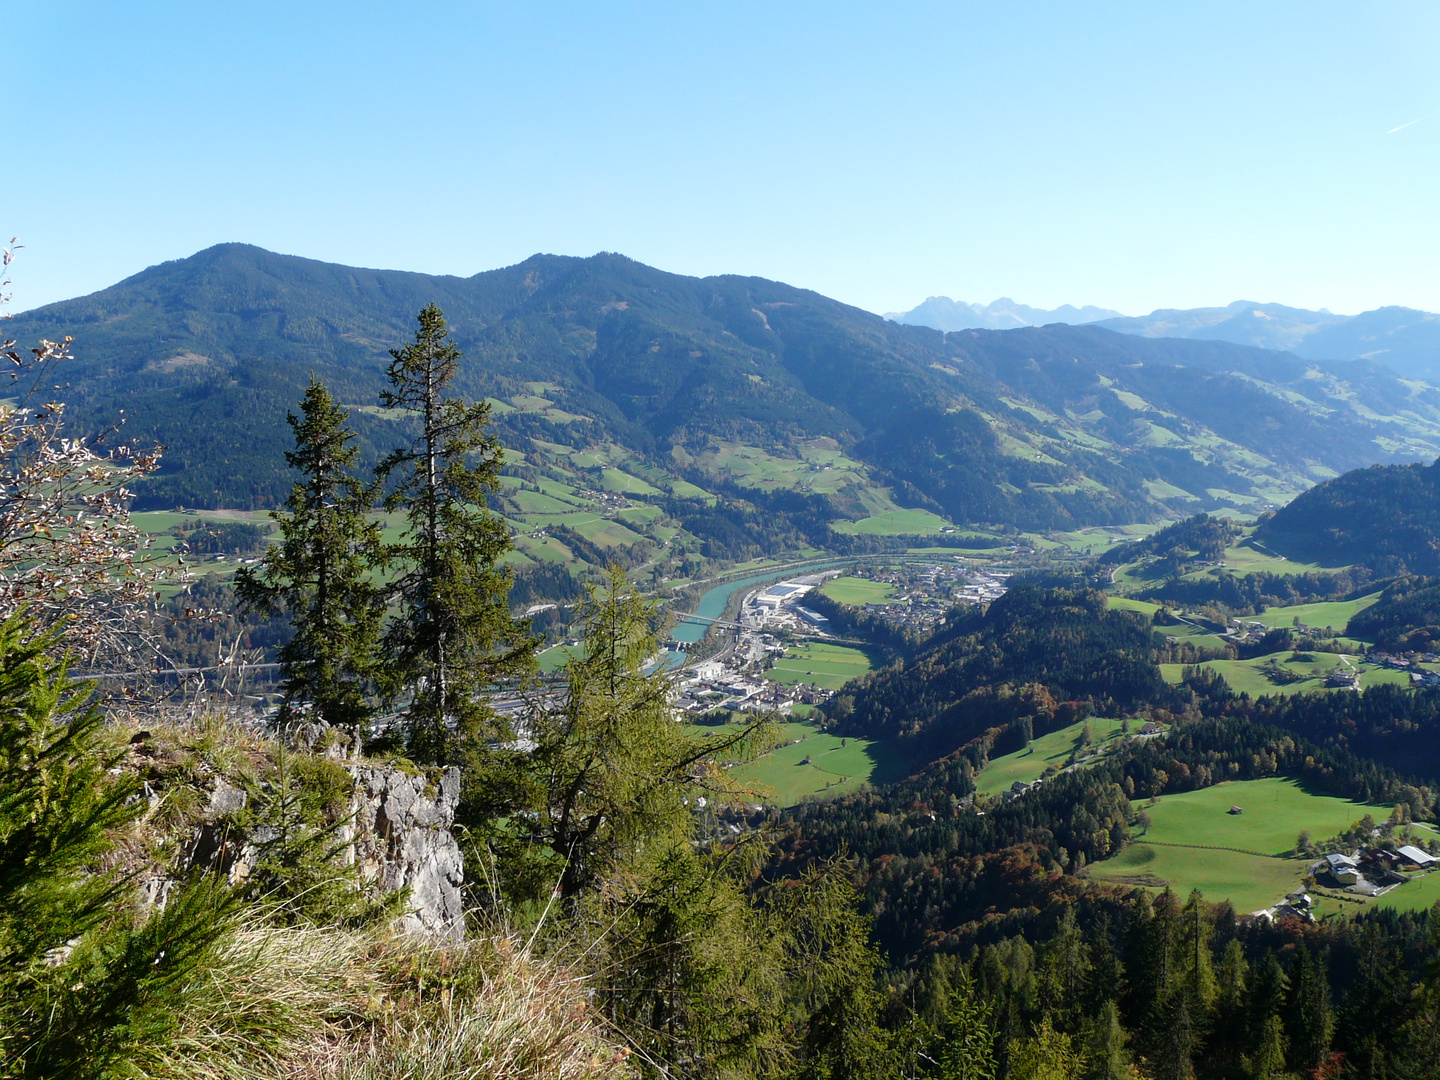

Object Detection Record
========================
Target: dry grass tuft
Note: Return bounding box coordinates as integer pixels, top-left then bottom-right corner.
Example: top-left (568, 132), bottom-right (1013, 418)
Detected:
top-left (133, 921), bottom-right (631, 1080)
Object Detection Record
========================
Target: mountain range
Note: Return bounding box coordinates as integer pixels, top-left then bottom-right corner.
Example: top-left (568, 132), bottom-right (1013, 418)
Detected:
top-left (10, 243), bottom-right (1440, 530)
top-left (883, 296), bottom-right (1121, 331)
top-left (892, 296), bottom-right (1440, 381)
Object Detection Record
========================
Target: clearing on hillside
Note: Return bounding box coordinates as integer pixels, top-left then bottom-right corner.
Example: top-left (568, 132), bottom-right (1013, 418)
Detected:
top-left (715, 718), bottom-right (906, 806)
top-left (975, 717), bottom-right (1135, 796)
top-left (1089, 778), bottom-right (1397, 913)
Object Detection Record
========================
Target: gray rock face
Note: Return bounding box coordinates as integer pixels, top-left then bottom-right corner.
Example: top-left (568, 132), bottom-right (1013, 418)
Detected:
top-left (180, 764), bottom-right (466, 941)
top-left (348, 765), bottom-right (466, 940)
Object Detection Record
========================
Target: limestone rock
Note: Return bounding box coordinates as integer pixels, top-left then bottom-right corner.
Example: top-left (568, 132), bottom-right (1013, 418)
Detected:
top-left (348, 764), bottom-right (465, 940)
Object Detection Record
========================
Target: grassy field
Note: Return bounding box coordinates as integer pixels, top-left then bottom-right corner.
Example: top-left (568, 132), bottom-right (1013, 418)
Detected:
top-left (1371, 868), bottom-right (1440, 912)
top-left (1218, 538), bottom-right (1343, 575)
top-left (1092, 845), bottom-right (1307, 915)
top-left (722, 719), bottom-right (906, 805)
top-left (1160, 654), bottom-right (1361, 697)
top-left (1090, 778), bottom-right (1395, 912)
top-left (1247, 593), bottom-right (1382, 634)
top-left (975, 718), bottom-right (1133, 796)
top-left (764, 642), bottom-right (875, 691)
top-left (819, 576), bottom-right (897, 605)
top-left (830, 509), bottom-right (952, 535)
top-left (1107, 596), bottom-right (1161, 616)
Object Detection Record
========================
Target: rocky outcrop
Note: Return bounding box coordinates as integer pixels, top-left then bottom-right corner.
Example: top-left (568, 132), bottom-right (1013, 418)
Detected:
top-left (347, 765), bottom-right (465, 940)
top-left (178, 763), bottom-right (466, 941)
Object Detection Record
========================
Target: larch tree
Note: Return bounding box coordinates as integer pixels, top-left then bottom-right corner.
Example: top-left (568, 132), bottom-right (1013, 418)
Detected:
top-left (512, 565), bottom-right (774, 901)
top-left (376, 304), bottom-right (534, 763)
top-left (236, 378), bottom-right (381, 741)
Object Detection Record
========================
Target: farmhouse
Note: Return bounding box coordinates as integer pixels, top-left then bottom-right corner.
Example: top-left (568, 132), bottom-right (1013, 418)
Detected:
top-left (1323, 853), bottom-right (1361, 885)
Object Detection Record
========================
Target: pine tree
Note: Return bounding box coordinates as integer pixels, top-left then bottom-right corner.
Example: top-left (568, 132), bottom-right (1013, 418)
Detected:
top-left (1246, 1013), bottom-right (1287, 1080)
top-left (375, 305), bottom-right (535, 763)
top-left (1007, 1020), bottom-right (1080, 1080)
top-left (934, 971), bottom-right (997, 1080)
top-left (1180, 889), bottom-right (1217, 1017)
top-left (1082, 1000), bottom-right (1132, 1080)
top-left (237, 378), bottom-right (381, 740)
top-left (1152, 991), bottom-right (1193, 1080)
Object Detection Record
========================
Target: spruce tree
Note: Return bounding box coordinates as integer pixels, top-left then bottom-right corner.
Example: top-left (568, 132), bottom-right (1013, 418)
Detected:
top-left (376, 305), bottom-right (535, 763)
top-left (237, 378), bottom-right (381, 740)
top-left (0, 617), bottom-right (237, 1076)
top-left (1285, 946), bottom-right (1333, 1073)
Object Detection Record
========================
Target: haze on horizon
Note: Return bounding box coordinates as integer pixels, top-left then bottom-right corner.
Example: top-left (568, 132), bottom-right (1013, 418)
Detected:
top-left (9, 2), bottom-right (1440, 319)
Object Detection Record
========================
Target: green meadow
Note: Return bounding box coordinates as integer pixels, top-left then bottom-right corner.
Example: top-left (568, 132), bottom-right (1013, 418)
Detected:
top-left (1090, 778), bottom-right (1396, 913)
top-left (819, 576), bottom-right (897, 606)
top-left (831, 509), bottom-right (952, 535)
top-left (975, 718), bottom-right (1133, 796)
top-left (1160, 654), bottom-right (1361, 697)
top-left (1247, 593), bottom-right (1381, 634)
top-left (764, 642), bottom-right (876, 691)
top-left (722, 719), bottom-right (906, 806)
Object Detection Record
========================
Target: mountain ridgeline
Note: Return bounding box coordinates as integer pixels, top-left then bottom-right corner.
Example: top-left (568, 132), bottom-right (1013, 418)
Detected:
top-left (895, 295), bottom-right (1440, 381)
top-left (11, 244), bottom-right (1440, 529)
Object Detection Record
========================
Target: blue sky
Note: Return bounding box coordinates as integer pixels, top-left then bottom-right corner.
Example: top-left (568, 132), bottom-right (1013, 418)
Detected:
top-left (8, 2), bottom-right (1440, 316)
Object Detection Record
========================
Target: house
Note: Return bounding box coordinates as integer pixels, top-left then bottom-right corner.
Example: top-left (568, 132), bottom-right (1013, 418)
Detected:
top-left (1228, 806), bottom-right (1244, 815)
top-left (1324, 853), bottom-right (1361, 884)
top-left (1396, 845), bottom-right (1437, 868)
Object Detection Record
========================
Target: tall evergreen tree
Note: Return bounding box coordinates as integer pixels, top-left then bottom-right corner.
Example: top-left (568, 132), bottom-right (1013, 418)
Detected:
top-left (376, 305), bottom-right (535, 762)
top-left (236, 378), bottom-right (381, 739)
top-left (1285, 946), bottom-right (1334, 1074)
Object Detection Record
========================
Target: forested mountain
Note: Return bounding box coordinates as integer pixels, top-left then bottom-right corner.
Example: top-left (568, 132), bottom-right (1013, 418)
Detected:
top-left (824, 584), bottom-right (1171, 762)
top-left (11, 244), bottom-right (1440, 525)
top-left (897, 295), bottom-right (1440, 380)
top-left (1255, 457), bottom-right (1440, 573)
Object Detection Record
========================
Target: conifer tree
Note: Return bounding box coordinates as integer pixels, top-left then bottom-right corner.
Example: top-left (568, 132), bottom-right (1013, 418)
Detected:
top-left (237, 378), bottom-right (381, 739)
top-left (1247, 1013), bottom-right (1288, 1080)
top-left (512, 567), bottom-right (774, 900)
top-left (1180, 889), bottom-right (1217, 1016)
top-left (0, 617), bottom-right (237, 1076)
top-left (934, 970), bottom-right (997, 1080)
top-left (376, 305), bottom-right (534, 762)
top-left (1285, 946), bottom-right (1334, 1073)
top-left (1082, 1000), bottom-right (1131, 1080)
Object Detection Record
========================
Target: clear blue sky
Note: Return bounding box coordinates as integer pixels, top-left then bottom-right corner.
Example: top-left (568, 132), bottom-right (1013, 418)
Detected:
top-left (9, 2), bottom-right (1440, 317)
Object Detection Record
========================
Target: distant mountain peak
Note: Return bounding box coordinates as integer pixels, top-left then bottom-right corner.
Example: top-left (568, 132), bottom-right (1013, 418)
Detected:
top-left (886, 296), bottom-right (1123, 332)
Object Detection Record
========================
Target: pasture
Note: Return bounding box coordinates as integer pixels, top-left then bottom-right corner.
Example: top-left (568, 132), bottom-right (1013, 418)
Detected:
top-left (764, 642), bottom-right (875, 691)
top-left (1089, 778), bottom-right (1396, 912)
top-left (831, 509), bottom-right (952, 535)
top-left (1159, 654), bottom-right (1360, 697)
top-left (1247, 593), bottom-right (1382, 635)
top-left (722, 719), bottom-right (906, 806)
top-left (975, 718), bottom-right (1133, 796)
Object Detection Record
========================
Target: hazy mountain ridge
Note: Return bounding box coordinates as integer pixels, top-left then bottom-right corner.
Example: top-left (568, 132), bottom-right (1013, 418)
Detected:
top-left (895, 294), bottom-right (1440, 380)
top-left (885, 295), bottom-right (1121, 330)
top-left (10, 244), bottom-right (1440, 527)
